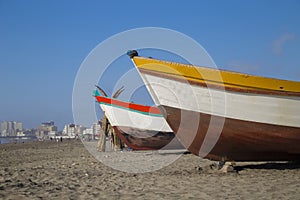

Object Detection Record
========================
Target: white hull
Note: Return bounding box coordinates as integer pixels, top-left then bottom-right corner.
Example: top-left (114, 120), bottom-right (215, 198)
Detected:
top-left (100, 104), bottom-right (173, 132)
top-left (129, 54), bottom-right (300, 160)
top-left (140, 73), bottom-right (300, 128)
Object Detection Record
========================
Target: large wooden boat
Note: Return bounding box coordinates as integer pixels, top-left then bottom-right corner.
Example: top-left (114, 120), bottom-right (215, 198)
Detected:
top-left (128, 50), bottom-right (300, 161)
top-left (94, 93), bottom-right (184, 150)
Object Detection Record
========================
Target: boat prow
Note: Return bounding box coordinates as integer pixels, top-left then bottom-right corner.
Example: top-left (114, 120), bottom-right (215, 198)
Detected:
top-left (94, 92), bottom-right (185, 151)
top-left (128, 50), bottom-right (300, 161)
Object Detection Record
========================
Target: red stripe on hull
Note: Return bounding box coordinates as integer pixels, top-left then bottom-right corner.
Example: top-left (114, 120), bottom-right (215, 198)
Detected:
top-left (95, 96), bottom-right (161, 115)
top-left (161, 105), bottom-right (300, 161)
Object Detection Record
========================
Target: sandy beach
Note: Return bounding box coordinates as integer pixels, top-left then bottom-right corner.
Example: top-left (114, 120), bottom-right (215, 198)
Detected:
top-left (0, 140), bottom-right (300, 200)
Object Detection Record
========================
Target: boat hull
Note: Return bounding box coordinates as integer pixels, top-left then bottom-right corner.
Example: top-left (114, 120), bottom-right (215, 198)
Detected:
top-left (95, 95), bottom-right (185, 151)
top-left (113, 126), bottom-right (183, 150)
top-left (131, 56), bottom-right (300, 161)
top-left (163, 105), bottom-right (300, 161)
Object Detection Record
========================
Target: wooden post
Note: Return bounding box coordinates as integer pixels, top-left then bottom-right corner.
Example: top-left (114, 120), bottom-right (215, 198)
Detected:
top-left (112, 128), bottom-right (124, 151)
top-left (97, 115), bottom-right (124, 151)
top-left (97, 129), bottom-right (106, 151)
top-left (97, 117), bottom-right (108, 151)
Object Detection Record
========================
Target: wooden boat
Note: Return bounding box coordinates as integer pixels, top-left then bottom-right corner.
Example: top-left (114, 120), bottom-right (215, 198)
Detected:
top-left (128, 50), bottom-right (300, 161)
top-left (94, 92), bottom-right (184, 150)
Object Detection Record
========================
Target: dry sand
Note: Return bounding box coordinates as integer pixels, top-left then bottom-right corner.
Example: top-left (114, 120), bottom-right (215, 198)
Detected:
top-left (0, 140), bottom-right (300, 200)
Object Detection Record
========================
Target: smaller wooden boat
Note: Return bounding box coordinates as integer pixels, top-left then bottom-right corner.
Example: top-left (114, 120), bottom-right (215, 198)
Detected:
top-left (94, 91), bottom-right (184, 150)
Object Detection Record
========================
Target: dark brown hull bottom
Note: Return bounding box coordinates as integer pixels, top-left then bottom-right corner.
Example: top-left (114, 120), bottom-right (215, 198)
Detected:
top-left (113, 126), bottom-right (185, 151)
top-left (161, 105), bottom-right (300, 161)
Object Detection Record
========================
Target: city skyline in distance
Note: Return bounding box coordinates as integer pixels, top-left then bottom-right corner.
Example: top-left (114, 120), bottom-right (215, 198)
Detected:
top-left (1, 1), bottom-right (299, 129)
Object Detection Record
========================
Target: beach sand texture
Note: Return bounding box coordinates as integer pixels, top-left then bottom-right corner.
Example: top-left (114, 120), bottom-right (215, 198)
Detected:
top-left (0, 140), bottom-right (300, 199)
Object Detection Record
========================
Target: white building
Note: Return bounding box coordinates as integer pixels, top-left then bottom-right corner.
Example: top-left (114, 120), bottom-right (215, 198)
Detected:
top-left (62, 124), bottom-right (86, 138)
top-left (1, 121), bottom-right (23, 136)
top-left (92, 122), bottom-right (101, 139)
top-left (16, 131), bottom-right (25, 137)
top-left (48, 131), bottom-right (57, 138)
top-left (83, 128), bottom-right (93, 141)
top-left (35, 121), bottom-right (57, 139)
top-left (83, 128), bottom-right (93, 135)
top-left (62, 124), bottom-right (76, 137)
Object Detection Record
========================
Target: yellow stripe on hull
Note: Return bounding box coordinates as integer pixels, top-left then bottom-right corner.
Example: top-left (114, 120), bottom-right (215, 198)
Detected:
top-left (132, 57), bottom-right (300, 93)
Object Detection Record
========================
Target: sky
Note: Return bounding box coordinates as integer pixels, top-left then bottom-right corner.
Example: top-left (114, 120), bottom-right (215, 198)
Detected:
top-left (0, 0), bottom-right (299, 130)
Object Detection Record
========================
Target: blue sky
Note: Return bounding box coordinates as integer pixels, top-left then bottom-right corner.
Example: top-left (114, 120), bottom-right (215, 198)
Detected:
top-left (0, 0), bottom-right (299, 129)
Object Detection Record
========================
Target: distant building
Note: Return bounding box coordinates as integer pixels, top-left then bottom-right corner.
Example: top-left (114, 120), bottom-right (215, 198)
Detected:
top-left (48, 131), bottom-right (57, 138)
top-left (16, 131), bottom-right (25, 137)
top-left (92, 121), bottom-right (102, 139)
top-left (83, 128), bottom-right (93, 140)
top-left (62, 124), bottom-right (86, 138)
top-left (81, 122), bottom-right (101, 140)
top-left (62, 124), bottom-right (76, 137)
top-left (1, 122), bottom-right (7, 136)
top-left (42, 121), bottom-right (55, 126)
top-left (1, 121), bottom-right (23, 137)
top-left (23, 128), bottom-right (36, 136)
top-left (35, 121), bottom-right (58, 140)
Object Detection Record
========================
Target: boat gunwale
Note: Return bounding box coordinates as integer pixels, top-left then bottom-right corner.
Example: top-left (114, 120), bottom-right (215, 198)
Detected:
top-left (139, 68), bottom-right (300, 97)
top-left (133, 56), bottom-right (300, 96)
top-left (95, 95), bottom-right (163, 116)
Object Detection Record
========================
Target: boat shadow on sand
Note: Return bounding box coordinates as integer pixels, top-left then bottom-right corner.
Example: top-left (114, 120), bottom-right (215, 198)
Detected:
top-left (234, 161), bottom-right (300, 172)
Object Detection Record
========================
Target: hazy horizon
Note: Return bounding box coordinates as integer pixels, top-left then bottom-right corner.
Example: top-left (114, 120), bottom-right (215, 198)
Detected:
top-left (1, 0), bottom-right (299, 129)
